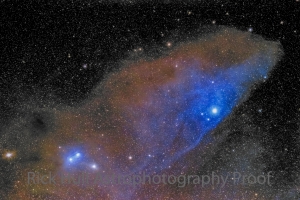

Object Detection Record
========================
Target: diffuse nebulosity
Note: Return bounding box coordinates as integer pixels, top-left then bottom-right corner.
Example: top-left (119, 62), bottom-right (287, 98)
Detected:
top-left (8, 27), bottom-right (282, 199)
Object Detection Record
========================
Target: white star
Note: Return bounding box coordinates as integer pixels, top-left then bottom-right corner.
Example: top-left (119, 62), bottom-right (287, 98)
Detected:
top-left (212, 108), bottom-right (218, 114)
top-left (5, 153), bottom-right (12, 158)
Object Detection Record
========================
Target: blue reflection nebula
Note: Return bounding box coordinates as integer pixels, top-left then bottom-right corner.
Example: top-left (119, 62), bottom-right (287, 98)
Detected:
top-left (127, 54), bottom-right (275, 172)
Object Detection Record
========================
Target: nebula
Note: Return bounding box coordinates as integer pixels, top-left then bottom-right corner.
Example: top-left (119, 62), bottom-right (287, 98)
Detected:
top-left (9, 27), bottom-right (282, 199)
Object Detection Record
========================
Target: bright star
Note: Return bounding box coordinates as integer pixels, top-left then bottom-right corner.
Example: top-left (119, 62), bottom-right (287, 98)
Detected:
top-left (6, 153), bottom-right (12, 158)
top-left (212, 108), bottom-right (218, 114)
top-left (76, 153), bottom-right (80, 157)
top-left (3, 151), bottom-right (15, 159)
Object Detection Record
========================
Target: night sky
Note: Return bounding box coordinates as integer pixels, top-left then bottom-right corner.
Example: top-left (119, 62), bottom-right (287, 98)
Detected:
top-left (1, 1), bottom-right (300, 199)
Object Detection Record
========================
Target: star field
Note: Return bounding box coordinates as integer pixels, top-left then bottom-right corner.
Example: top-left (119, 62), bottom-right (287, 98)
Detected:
top-left (1, 1), bottom-right (300, 200)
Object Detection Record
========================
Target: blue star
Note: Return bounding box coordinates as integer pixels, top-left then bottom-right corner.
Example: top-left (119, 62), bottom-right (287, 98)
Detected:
top-left (67, 152), bottom-right (82, 164)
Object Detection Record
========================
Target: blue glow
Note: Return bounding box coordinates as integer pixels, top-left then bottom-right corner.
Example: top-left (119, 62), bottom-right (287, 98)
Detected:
top-left (61, 146), bottom-right (87, 170)
top-left (62, 146), bottom-right (102, 172)
top-left (67, 152), bottom-right (82, 164)
top-left (124, 54), bottom-right (276, 173)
